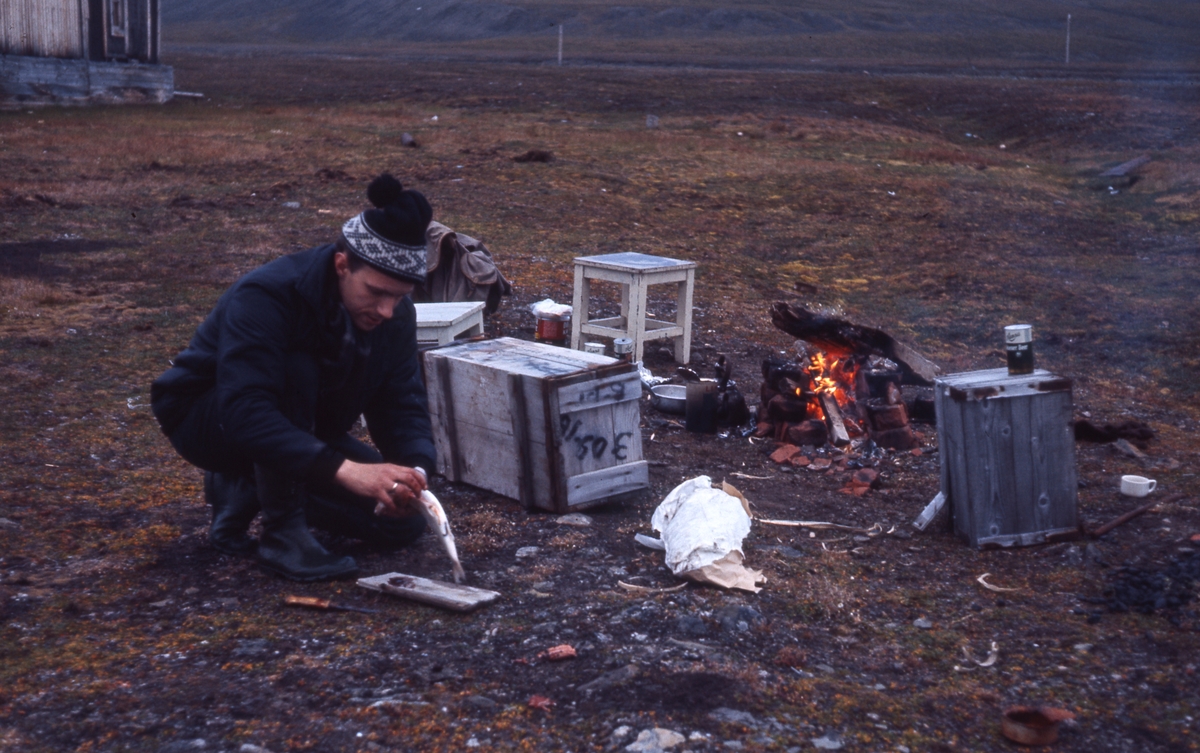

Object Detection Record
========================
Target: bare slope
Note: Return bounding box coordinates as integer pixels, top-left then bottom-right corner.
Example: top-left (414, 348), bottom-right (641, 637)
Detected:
top-left (163, 0), bottom-right (1200, 66)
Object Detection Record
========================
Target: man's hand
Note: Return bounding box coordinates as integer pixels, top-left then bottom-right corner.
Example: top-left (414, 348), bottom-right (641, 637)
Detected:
top-left (334, 460), bottom-right (427, 518)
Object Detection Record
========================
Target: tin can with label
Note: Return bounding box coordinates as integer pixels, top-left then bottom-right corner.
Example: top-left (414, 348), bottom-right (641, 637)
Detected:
top-left (583, 342), bottom-right (606, 355)
top-left (612, 337), bottom-right (634, 362)
top-left (1004, 324), bottom-right (1034, 375)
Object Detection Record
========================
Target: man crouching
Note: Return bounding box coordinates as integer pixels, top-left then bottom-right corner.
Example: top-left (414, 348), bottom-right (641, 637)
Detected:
top-left (151, 174), bottom-right (436, 581)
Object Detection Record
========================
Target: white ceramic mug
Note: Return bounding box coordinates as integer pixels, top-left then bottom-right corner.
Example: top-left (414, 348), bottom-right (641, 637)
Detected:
top-left (1120, 475), bottom-right (1156, 497)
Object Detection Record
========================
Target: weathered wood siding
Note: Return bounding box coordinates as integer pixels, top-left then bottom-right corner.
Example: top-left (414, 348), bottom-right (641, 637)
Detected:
top-left (0, 0), bottom-right (86, 59)
top-left (935, 368), bottom-right (1077, 548)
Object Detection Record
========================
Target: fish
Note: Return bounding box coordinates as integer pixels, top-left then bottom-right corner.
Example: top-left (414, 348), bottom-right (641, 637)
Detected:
top-left (418, 489), bottom-right (466, 584)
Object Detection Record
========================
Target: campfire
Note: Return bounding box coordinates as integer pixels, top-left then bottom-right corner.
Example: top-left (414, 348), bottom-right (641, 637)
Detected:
top-left (756, 303), bottom-right (940, 451)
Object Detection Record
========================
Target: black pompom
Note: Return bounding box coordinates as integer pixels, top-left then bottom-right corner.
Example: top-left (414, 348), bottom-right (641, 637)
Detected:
top-left (367, 173), bottom-right (405, 208)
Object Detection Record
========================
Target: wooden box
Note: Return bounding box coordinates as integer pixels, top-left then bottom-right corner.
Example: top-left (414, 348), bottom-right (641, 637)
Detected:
top-left (934, 368), bottom-right (1077, 547)
top-left (423, 337), bottom-right (649, 512)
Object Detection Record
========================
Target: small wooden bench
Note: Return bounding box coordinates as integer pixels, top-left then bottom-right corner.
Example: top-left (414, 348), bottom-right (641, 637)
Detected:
top-left (414, 301), bottom-right (486, 345)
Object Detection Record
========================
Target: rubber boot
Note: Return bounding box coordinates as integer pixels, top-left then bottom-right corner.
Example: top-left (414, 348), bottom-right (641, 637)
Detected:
top-left (255, 465), bottom-right (358, 582)
top-left (203, 471), bottom-right (260, 557)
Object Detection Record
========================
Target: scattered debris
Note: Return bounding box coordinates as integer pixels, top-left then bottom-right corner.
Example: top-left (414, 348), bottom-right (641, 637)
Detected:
top-left (1001, 706), bottom-right (1075, 746)
top-left (1090, 493), bottom-right (1182, 538)
top-left (536, 644), bottom-right (577, 661)
top-left (1086, 548), bottom-right (1200, 619)
top-left (283, 595), bottom-right (378, 614)
top-left (652, 477), bottom-right (764, 592)
top-left (527, 694), bottom-right (555, 712)
top-left (976, 573), bottom-right (1019, 593)
top-left (358, 573), bottom-right (500, 612)
top-left (556, 513), bottom-right (593, 527)
top-left (578, 664), bottom-right (639, 694)
top-left (625, 727), bottom-right (684, 752)
top-left (912, 491), bottom-right (945, 531)
top-left (513, 149), bottom-right (554, 163)
top-left (758, 519), bottom-right (885, 536)
top-left (618, 580), bottom-right (687, 595)
top-left (1098, 155), bottom-right (1150, 177)
top-left (811, 731), bottom-right (845, 750)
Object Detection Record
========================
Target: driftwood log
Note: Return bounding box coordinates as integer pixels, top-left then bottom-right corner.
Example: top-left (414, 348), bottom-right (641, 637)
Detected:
top-left (770, 303), bottom-right (941, 385)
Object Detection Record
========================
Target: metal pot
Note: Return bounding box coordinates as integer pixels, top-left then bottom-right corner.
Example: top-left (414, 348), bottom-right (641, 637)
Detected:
top-left (649, 384), bottom-right (687, 415)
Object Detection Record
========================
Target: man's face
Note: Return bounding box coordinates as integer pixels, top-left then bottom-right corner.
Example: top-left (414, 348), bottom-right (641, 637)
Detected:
top-left (333, 251), bottom-right (415, 331)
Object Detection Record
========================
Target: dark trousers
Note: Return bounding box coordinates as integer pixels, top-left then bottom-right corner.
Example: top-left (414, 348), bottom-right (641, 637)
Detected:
top-left (164, 387), bottom-right (425, 550)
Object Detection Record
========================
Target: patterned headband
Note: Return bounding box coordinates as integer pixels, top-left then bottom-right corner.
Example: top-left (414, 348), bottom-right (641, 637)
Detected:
top-left (341, 213), bottom-right (426, 282)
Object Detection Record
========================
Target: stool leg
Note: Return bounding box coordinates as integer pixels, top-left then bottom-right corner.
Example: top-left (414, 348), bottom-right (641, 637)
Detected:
top-left (630, 275), bottom-right (648, 363)
top-left (571, 264), bottom-right (587, 350)
top-left (619, 281), bottom-right (630, 329)
top-left (675, 270), bottom-right (694, 364)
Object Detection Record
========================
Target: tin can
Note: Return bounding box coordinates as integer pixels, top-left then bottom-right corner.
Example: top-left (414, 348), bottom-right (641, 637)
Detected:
top-left (613, 338), bottom-right (634, 356)
top-left (535, 314), bottom-right (569, 342)
top-left (1004, 324), bottom-right (1034, 375)
top-left (583, 342), bottom-right (606, 355)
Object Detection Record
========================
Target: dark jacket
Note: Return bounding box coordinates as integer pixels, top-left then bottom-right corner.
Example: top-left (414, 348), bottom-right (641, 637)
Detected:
top-left (151, 243), bottom-right (436, 482)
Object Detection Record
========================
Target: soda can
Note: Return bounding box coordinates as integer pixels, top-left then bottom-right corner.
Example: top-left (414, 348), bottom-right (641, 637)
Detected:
top-left (1004, 324), bottom-right (1034, 375)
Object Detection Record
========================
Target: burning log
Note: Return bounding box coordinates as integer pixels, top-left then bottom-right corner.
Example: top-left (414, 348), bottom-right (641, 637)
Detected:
top-left (770, 303), bottom-right (940, 385)
top-left (819, 394), bottom-right (851, 447)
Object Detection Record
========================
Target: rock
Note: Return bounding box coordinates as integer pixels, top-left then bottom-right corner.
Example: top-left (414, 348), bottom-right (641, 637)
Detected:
top-left (626, 728), bottom-right (685, 751)
top-left (646, 115), bottom-right (660, 128)
top-left (811, 732), bottom-right (844, 750)
top-left (578, 664), bottom-right (639, 694)
top-left (515, 546), bottom-right (540, 559)
top-left (557, 513), bottom-right (592, 527)
top-left (1113, 438), bottom-right (1146, 458)
top-left (676, 614), bottom-right (709, 637)
top-left (462, 695), bottom-right (498, 711)
top-left (708, 707), bottom-right (758, 726)
top-left (400, 132), bottom-right (418, 147)
top-left (892, 529), bottom-right (912, 540)
top-left (159, 740), bottom-right (206, 752)
top-left (716, 605), bottom-right (765, 632)
top-left (913, 617), bottom-right (933, 629)
top-left (239, 745), bottom-right (274, 753)
top-left (0, 517), bottom-right (21, 529)
top-left (810, 457), bottom-right (832, 470)
top-left (814, 663), bottom-right (835, 674)
top-left (282, 201), bottom-right (300, 209)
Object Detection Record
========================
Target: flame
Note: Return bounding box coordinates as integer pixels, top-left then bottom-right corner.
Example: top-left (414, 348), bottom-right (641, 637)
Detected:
top-left (805, 350), bottom-right (859, 410)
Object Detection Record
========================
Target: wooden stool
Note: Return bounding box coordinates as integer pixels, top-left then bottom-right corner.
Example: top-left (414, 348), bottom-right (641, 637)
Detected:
top-left (414, 301), bottom-right (486, 345)
top-left (570, 252), bottom-right (696, 364)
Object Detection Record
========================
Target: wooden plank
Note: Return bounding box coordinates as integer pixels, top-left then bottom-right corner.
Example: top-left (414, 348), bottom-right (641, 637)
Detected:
top-left (358, 573), bottom-right (500, 613)
top-left (508, 373), bottom-right (536, 509)
top-left (567, 461), bottom-right (650, 507)
top-left (557, 372), bottom-right (641, 414)
top-left (819, 394), bottom-right (850, 446)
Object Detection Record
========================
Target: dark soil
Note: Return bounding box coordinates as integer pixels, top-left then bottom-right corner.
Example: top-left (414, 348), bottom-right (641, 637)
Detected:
top-left (1, 51), bottom-right (1198, 753)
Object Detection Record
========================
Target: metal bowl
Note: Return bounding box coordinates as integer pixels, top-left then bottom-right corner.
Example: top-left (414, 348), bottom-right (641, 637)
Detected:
top-left (649, 384), bottom-right (687, 415)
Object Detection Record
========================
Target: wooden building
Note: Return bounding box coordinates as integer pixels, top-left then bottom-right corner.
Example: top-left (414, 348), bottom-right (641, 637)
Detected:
top-left (1, 0), bottom-right (172, 105)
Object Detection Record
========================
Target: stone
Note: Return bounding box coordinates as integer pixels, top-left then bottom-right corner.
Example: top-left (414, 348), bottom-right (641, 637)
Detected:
top-left (716, 605), bottom-right (764, 632)
top-left (463, 695), bottom-right (498, 710)
top-left (626, 728), bottom-right (685, 752)
top-left (913, 617), bottom-right (933, 629)
top-left (578, 664), bottom-right (640, 694)
top-left (239, 745), bottom-right (274, 753)
top-left (811, 732), bottom-right (844, 750)
top-left (515, 546), bottom-right (540, 559)
top-left (676, 614), bottom-right (709, 637)
top-left (708, 707), bottom-right (758, 726)
top-left (557, 513), bottom-right (593, 527)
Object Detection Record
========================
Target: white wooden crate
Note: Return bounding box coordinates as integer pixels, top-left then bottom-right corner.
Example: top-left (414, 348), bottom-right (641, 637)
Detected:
top-left (424, 337), bottom-right (648, 512)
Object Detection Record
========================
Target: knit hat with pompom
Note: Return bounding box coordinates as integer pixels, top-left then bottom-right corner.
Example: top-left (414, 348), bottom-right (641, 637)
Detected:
top-left (341, 174), bottom-right (432, 282)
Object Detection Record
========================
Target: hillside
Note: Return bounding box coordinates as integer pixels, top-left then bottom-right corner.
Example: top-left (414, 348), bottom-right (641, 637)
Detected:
top-left (163, 0), bottom-right (1200, 69)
